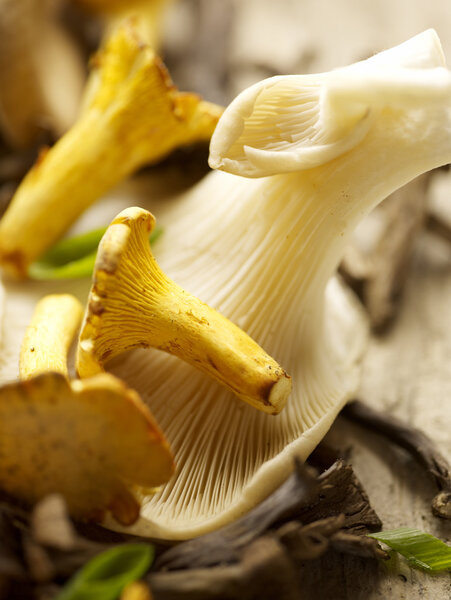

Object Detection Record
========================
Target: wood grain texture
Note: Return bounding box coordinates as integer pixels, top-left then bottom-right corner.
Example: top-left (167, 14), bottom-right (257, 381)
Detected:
top-left (323, 229), bottom-right (451, 599)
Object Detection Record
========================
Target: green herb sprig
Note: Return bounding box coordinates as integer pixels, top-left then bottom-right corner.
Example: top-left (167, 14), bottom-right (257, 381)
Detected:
top-left (28, 225), bottom-right (163, 280)
top-left (369, 527), bottom-right (451, 572)
top-left (56, 543), bottom-right (154, 600)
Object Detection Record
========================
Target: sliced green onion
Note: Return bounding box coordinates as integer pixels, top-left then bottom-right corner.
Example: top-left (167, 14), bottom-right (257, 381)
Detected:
top-left (35, 227), bottom-right (109, 267)
top-left (56, 543), bottom-right (154, 600)
top-left (28, 225), bottom-right (163, 280)
top-left (29, 250), bottom-right (99, 280)
top-left (369, 527), bottom-right (451, 572)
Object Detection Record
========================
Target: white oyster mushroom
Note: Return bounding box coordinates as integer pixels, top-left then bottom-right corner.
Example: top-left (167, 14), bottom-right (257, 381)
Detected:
top-left (99, 29), bottom-right (451, 539)
top-left (1, 30), bottom-right (451, 541)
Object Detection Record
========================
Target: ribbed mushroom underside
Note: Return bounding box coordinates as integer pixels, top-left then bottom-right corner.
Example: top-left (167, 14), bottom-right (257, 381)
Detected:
top-left (109, 280), bottom-right (364, 539)
top-left (105, 170), bottom-right (369, 539)
top-left (0, 170), bottom-right (368, 540)
top-left (209, 73), bottom-right (374, 178)
top-left (225, 78), bottom-right (324, 160)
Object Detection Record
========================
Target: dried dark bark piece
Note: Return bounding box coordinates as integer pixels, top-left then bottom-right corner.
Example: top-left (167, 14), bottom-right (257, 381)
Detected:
top-left (342, 399), bottom-right (451, 519)
top-left (425, 211), bottom-right (451, 245)
top-left (339, 173), bottom-right (439, 335)
top-left (277, 516), bottom-right (345, 561)
top-left (330, 531), bottom-right (387, 560)
top-left (297, 461), bottom-right (382, 534)
top-left (155, 460), bottom-right (381, 571)
top-left (277, 516), bottom-right (387, 562)
top-left (149, 536), bottom-right (299, 600)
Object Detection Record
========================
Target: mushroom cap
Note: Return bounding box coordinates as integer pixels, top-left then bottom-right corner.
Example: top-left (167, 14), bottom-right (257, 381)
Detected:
top-left (208, 73), bottom-right (373, 178)
top-left (0, 371), bottom-right (174, 524)
top-left (209, 29), bottom-right (450, 178)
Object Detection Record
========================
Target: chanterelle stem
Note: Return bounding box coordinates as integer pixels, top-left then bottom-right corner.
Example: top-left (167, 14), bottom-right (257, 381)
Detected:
top-left (20, 294), bottom-right (83, 380)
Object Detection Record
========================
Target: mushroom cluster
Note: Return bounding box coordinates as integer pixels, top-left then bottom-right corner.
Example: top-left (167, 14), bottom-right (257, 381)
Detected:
top-left (0, 22), bottom-right (451, 542)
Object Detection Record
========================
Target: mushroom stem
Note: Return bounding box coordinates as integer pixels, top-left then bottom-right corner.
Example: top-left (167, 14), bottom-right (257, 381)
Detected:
top-left (19, 294), bottom-right (83, 380)
top-left (77, 208), bottom-right (292, 414)
top-left (0, 21), bottom-right (222, 277)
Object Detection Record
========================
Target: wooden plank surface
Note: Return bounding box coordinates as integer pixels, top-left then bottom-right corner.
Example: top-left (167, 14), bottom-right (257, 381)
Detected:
top-left (322, 226), bottom-right (451, 598)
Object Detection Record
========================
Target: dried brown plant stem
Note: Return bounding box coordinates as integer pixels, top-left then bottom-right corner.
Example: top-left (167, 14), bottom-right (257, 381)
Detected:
top-left (339, 172), bottom-right (451, 335)
top-left (149, 537), bottom-right (300, 600)
top-left (342, 399), bottom-right (451, 519)
top-left (425, 211), bottom-right (451, 244)
top-left (338, 174), bottom-right (432, 333)
top-left (364, 173), bottom-right (429, 333)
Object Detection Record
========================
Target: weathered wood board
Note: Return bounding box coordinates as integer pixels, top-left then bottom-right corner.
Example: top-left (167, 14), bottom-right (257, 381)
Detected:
top-left (325, 226), bottom-right (451, 598)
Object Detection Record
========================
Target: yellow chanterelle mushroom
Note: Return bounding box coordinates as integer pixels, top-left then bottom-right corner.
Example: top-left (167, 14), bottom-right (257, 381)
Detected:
top-left (0, 294), bottom-right (174, 525)
top-left (77, 207), bottom-right (292, 414)
top-left (0, 21), bottom-right (222, 277)
top-left (19, 294), bottom-right (83, 380)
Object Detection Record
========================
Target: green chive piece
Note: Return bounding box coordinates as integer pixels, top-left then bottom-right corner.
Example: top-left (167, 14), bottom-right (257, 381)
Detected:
top-left (28, 226), bottom-right (163, 280)
top-left (369, 527), bottom-right (451, 572)
top-left (56, 543), bottom-right (154, 600)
